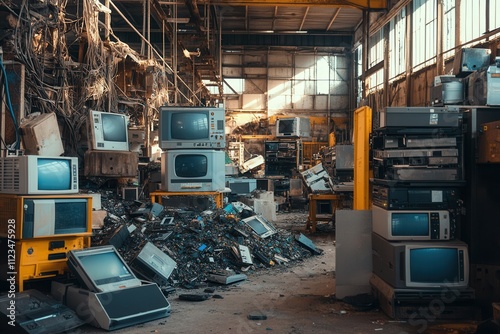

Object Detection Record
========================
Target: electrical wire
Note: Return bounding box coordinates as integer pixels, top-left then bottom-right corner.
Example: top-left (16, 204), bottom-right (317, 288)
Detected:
top-left (0, 57), bottom-right (20, 150)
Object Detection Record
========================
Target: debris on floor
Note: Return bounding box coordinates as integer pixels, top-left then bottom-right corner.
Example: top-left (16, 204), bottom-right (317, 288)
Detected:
top-left (248, 312), bottom-right (268, 320)
top-left (90, 191), bottom-right (321, 290)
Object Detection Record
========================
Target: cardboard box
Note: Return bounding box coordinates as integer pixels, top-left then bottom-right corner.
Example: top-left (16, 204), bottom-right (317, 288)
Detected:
top-left (92, 210), bottom-right (107, 229)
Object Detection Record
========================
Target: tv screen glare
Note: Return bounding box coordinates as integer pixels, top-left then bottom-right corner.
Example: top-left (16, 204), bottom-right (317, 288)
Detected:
top-left (37, 158), bottom-right (72, 191)
top-left (405, 244), bottom-right (468, 288)
top-left (409, 248), bottom-right (461, 284)
top-left (159, 107), bottom-right (225, 149)
top-left (174, 154), bottom-right (208, 178)
top-left (90, 110), bottom-right (129, 151)
top-left (67, 246), bottom-right (142, 293)
top-left (171, 112), bottom-right (209, 139)
top-left (392, 213), bottom-right (429, 236)
top-left (102, 113), bottom-right (128, 142)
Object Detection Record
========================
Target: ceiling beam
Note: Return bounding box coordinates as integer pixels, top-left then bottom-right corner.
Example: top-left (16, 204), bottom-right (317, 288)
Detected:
top-left (299, 7), bottom-right (309, 31)
top-left (272, 6), bottom-right (279, 31)
top-left (326, 7), bottom-right (341, 31)
top-left (198, 0), bottom-right (387, 10)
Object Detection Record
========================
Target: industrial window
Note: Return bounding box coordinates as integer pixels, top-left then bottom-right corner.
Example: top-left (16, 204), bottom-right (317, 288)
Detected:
top-left (355, 46), bottom-right (363, 106)
top-left (367, 28), bottom-right (384, 92)
top-left (460, 0), bottom-right (487, 44)
top-left (442, 0), bottom-right (455, 60)
top-left (223, 78), bottom-right (244, 94)
top-left (412, 0), bottom-right (437, 70)
top-left (316, 55), bottom-right (330, 94)
top-left (367, 68), bottom-right (384, 93)
top-left (368, 29), bottom-right (384, 68)
top-left (490, 0), bottom-right (500, 37)
top-left (389, 7), bottom-right (406, 80)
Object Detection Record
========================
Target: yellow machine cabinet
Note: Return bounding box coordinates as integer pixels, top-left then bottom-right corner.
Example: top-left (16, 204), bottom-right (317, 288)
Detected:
top-left (0, 235), bottom-right (90, 291)
top-left (0, 194), bottom-right (93, 239)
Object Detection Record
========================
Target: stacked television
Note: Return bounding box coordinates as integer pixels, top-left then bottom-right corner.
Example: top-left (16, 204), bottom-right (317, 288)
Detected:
top-left (84, 110), bottom-right (138, 179)
top-left (0, 112), bottom-right (92, 292)
top-left (369, 106), bottom-right (476, 320)
top-left (158, 106), bottom-right (226, 193)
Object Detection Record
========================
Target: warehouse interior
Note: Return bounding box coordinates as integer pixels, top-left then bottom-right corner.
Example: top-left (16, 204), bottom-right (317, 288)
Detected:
top-left (0, 0), bottom-right (499, 333)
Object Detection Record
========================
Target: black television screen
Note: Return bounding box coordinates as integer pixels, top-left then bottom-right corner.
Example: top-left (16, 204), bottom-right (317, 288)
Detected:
top-left (54, 199), bottom-right (88, 233)
top-left (171, 112), bottom-right (209, 140)
top-left (409, 248), bottom-right (459, 283)
top-left (278, 119), bottom-right (294, 133)
top-left (392, 213), bottom-right (429, 236)
top-left (174, 154), bottom-right (208, 177)
top-left (101, 113), bottom-right (127, 142)
top-left (37, 158), bottom-right (72, 190)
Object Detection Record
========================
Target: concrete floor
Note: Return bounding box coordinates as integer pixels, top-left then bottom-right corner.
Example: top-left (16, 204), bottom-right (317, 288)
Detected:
top-left (64, 212), bottom-right (481, 334)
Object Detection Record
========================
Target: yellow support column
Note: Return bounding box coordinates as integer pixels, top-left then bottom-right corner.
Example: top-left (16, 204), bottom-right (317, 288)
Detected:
top-left (353, 106), bottom-right (372, 210)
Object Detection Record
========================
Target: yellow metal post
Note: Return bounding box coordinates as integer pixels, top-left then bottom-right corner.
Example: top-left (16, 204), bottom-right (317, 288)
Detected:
top-left (353, 106), bottom-right (372, 210)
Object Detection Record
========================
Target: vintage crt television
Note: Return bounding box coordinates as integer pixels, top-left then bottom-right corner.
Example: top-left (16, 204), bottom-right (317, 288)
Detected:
top-left (0, 155), bottom-right (78, 195)
top-left (372, 205), bottom-right (452, 241)
top-left (372, 232), bottom-right (469, 289)
top-left (276, 117), bottom-right (311, 138)
top-left (89, 110), bottom-right (129, 151)
top-left (0, 194), bottom-right (92, 239)
top-left (241, 215), bottom-right (277, 239)
top-left (159, 106), bottom-right (225, 149)
top-left (225, 177), bottom-right (257, 195)
top-left (67, 245), bottom-right (142, 293)
top-left (161, 149), bottom-right (226, 192)
top-left (130, 242), bottom-right (177, 286)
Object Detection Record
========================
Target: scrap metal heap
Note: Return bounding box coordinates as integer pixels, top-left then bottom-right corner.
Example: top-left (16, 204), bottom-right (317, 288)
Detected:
top-left (91, 192), bottom-right (319, 289)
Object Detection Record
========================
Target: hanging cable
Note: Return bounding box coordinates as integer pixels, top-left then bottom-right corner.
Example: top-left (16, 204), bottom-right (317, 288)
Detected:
top-left (0, 56), bottom-right (20, 150)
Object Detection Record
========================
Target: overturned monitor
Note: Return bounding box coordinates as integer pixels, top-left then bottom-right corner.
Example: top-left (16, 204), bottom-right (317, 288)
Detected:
top-left (207, 269), bottom-right (247, 285)
top-left (67, 245), bottom-right (142, 293)
top-left (65, 282), bottom-right (171, 331)
top-left (241, 215), bottom-right (277, 238)
top-left (130, 242), bottom-right (177, 286)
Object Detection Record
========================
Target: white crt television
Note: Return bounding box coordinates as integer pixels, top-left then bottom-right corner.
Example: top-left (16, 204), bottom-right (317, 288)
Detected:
top-left (159, 106), bottom-right (225, 149)
top-left (372, 232), bottom-right (469, 289)
top-left (67, 245), bottom-right (142, 293)
top-left (161, 149), bottom-right (226, 192)
top-left (0, 155), bottom-right (78, 194)
top-left (276, 117), bottom-right (311, 138)
top-left (89, 110), bottom-right (129, 151)
top-left (372, 205), bottom-right (451, 241)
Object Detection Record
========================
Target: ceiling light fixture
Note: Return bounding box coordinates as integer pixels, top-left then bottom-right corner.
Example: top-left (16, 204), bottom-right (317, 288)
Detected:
top-left (166, 18), bottom-right (190, 23)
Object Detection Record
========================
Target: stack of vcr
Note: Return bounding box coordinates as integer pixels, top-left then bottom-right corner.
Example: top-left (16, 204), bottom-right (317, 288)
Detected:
top-left (369, 106), bottom-right (475, 320)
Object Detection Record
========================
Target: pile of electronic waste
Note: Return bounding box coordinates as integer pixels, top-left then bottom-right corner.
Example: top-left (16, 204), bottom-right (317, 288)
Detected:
top-left (92, 194), bottom-right (323, 290)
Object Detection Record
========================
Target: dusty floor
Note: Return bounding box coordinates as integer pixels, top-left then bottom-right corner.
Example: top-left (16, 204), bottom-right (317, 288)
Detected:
top-left (69, 212), bottom-right (480, 334)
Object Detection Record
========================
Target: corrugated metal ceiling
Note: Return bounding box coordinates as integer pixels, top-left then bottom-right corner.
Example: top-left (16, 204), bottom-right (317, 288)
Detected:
top-left (219, 5), bottom-right (362, 33)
